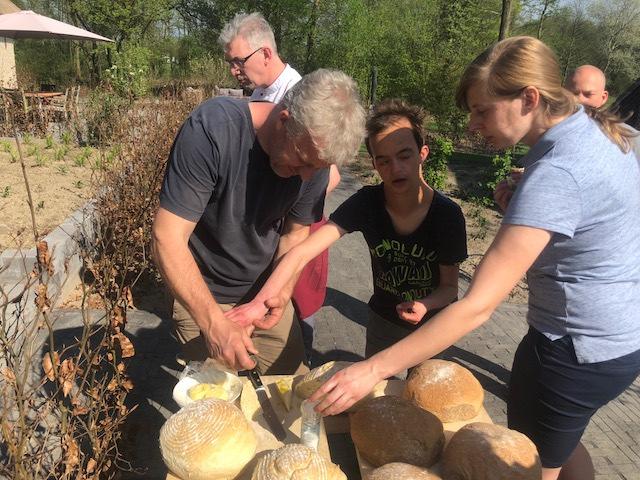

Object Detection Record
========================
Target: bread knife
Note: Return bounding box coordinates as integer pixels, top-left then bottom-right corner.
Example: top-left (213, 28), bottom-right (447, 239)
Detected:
top-left (245, 367), bottom-right (288, 440)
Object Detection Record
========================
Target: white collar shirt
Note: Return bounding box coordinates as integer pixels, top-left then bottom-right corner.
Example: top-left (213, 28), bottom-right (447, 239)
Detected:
top-left (250, 64), bottom-right (302, 103)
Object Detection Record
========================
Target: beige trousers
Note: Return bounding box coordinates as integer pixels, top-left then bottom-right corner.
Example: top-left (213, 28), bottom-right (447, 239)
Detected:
top-left (172, 300), bottom-right (309, 375)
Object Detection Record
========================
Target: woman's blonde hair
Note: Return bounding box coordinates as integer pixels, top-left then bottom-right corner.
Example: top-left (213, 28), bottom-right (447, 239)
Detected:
top-left (456, 36), bottom-right (636, 153)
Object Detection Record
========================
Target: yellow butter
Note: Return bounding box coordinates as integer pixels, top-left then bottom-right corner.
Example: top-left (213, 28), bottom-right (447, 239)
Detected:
top-left (275, 378), bottom-right (293, 411)
top-left (188, 383), bottom-right (227, 401)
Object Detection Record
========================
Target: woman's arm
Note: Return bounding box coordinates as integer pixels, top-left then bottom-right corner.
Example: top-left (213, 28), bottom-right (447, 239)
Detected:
top-left (310, 224), bottom-right (552, 415)
top-left (225, 221), bottom-right (346, 328)
top-left (396, 264), bottom-right (460, 325)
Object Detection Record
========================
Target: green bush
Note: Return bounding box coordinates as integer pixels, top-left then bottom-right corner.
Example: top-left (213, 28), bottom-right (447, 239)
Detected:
top-left (424, 136), bottom-right (453, 190)
top-left (189, 53), bottom-right (231, 87)
top-left (105, 45), bottom-right (152, 99)
top-left (486, 149), bottom-right (513, 192)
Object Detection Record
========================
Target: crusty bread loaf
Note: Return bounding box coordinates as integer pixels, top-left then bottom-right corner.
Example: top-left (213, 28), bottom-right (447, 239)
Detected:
top-left (441, 422), bottom-right (542, 480)
top-left (402, 359), bottom-right (484, 422)
top-left (367, 462), bottom-right (442, 479)
top-left (294, 361), bottom-right (352, 399)
top-left (251, 444), bottom-right (346, 480)
top-left (160, 398), bottom-right (257, 480)
top-left (351, 396), bottom-right (445, 468)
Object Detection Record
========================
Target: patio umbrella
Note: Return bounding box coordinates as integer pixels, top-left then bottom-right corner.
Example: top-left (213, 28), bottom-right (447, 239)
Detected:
top-left (0, 10), bottom-right (113, 42)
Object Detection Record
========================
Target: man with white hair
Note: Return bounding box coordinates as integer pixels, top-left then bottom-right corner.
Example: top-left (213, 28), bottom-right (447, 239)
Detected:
top-left (219, 12), bottom-right (301, 103)
top-left (566, 65), bottom-right (609, 108)
top-left (153, 69), bottom-right (365, 374)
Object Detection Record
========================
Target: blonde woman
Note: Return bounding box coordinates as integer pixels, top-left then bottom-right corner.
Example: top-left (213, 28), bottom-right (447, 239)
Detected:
top-left (302, 37), bottom-right (640, 480)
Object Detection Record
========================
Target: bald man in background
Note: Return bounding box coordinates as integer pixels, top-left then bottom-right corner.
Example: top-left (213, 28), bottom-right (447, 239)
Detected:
top-left (567, 65), bottom-right (638, 158)
top-left (566, 65), bottom-right (609, 108)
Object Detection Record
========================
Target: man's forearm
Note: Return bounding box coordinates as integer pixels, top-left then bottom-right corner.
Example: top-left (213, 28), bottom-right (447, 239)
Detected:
top-left (153, 234), bottom-right (224, 332)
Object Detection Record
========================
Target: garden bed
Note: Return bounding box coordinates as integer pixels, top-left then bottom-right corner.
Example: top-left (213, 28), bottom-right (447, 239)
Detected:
top-left (0, 134), bottom-right (101, 251)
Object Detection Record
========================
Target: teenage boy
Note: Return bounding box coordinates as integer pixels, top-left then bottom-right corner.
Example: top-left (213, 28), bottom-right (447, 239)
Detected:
top-left (226, 99), bottom-right (467, 357)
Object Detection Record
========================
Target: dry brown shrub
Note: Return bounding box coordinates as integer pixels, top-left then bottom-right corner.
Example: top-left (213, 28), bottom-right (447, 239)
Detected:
top-left (0, 92), bottom-right (199, 479)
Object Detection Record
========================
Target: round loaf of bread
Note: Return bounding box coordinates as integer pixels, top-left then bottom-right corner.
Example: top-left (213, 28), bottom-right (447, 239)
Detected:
top-left (441, 422), bottom-right (542, 480)
top-left (402, 359), bottom-right (483, 422)
top-left (294, 361), bottom-right (352, 399)
top-left (160, 398), bottom-right (257, 480)
top-left (251, 444), bottom-right (346, 480)
top-left (368, 462), bottom-right (442, 479)
top-left (350, 396), bottom-right (444, 468)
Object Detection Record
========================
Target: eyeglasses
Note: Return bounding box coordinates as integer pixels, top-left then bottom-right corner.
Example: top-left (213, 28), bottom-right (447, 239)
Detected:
top-left (226, 47), bottom-right (263, 69)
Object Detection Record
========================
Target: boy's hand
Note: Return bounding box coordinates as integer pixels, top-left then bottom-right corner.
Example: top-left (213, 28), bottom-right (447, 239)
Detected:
top-left (396, 301), bottom-right (427, 325)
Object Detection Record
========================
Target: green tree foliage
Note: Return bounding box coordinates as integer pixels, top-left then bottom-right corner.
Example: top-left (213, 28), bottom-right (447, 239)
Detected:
top-left (65, 0), bottom-right (175, 48)
top-left (424, 136), bottom-right (454, 190)
top-left (514, 0), bottom-right (640, 96)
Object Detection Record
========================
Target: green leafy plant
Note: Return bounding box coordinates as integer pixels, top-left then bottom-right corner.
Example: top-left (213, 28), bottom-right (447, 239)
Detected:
top-left (1, 186), bottom-right (10, 198)
top-left (74, 180), bottom-right (84, 188)
top-left (45, 134), bottom-right (55, 149)
top-left (74, 147), bottom-right (92, 167)
top-left (105, 145), bottom-right (121, 165)
top-left (54, 145), bottom-right (68, 161)
top-left (104, 44), bottom-right (152, 99)
top-left (36, 200), bottom-right (45, 210)
top-left (1, 140), bottom-right (12, 153)
top-left (57, 165), bottom-right (68, 175)
top-left (34, 151), bottom-right (46, 167)
top-left (22, 133), bottom-right (33, 145)
top-left (61, 130), bottom-right (73, 146)
top-left (486, 149), bottom-right (513, 192)
top-left (423, 136), bottom-right (454, 190)
top-left (27, 145), bottom-right (39, 157)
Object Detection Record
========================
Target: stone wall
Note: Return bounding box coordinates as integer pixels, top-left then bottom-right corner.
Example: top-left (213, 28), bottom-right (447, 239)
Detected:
top-left (0, 37), bottom-right (18, 89)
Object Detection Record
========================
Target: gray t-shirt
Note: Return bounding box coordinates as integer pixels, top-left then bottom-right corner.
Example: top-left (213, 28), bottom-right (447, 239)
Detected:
top-left (160, 97), bottom-right (329, 303)
top-left (504, 107), bottom-right (640, 363)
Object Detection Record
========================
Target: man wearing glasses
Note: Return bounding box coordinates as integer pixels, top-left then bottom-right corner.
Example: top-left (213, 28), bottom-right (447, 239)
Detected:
top-left (219, 12), bottom-right (301, 103)
top-left (153, 70), bottom-right (365, 375)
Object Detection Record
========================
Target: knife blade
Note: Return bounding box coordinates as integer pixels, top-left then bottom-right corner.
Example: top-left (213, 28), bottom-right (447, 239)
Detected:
top-left (245, 367), bottom-right (288, 441)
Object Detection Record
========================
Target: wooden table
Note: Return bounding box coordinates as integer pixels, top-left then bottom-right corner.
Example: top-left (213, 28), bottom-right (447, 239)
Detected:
top-left (23, 91), bottom-right (64, 99)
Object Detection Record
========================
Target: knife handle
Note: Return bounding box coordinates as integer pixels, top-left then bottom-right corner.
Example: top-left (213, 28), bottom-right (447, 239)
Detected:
top-left (247, 368), bottom-right (263, 389)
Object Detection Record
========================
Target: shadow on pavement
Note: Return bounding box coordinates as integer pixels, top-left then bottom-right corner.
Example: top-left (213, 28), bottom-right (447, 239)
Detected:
top-left (324, 287), bottom-right (368, 328)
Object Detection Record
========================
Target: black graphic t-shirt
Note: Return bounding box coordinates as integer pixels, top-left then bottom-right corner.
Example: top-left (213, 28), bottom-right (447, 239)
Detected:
top-left (330, 184), bottom-right (467, 329)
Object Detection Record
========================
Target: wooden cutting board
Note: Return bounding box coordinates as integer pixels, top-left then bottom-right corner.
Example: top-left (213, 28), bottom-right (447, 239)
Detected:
top-left (239, 375), bottom-right (331, 459)
top-left (355, 379), bottom-right (493, 478)
top-left (165, 375), bottom-right (331, 480)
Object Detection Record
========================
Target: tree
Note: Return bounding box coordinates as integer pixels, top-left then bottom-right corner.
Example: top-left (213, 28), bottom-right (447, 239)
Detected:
top-left (65, 0), bottom-right (176, 50)
top-left (499, 0), bottom-right (514, 40)
top-left (535, 0), bottom-right (558, 38)
top-left (589, 0), bottom-right (640, 75)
